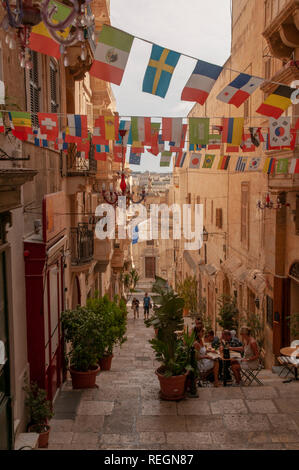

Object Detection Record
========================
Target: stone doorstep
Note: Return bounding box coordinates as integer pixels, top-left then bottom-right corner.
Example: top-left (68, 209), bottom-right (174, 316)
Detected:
top-left (14, 432), bottom-right (39, 450)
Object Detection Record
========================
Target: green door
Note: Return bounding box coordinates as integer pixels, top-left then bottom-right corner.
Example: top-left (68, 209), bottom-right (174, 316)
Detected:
top-left (0, 251), bottom-right (13, 450)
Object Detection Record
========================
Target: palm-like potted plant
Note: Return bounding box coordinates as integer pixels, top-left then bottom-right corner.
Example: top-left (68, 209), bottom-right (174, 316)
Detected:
top-left (177, 275), bottom-right (198, 317)
top-left (61, 306), bottom-right (101, 389)
top-left (23, 378), bottom-right (53, 448)
top-left (145, 276), bottom-right (195, 400)
top-left (86, 294), bottom-right (127, 371)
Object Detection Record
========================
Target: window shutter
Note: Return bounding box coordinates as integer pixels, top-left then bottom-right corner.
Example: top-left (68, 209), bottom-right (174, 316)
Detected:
top-left (50, 60), bottom-right (58, 113)
top-left (211, 200), bottom-right (213, 224)
top-left (27, 51), bottom-right (41, 127)
top-left (241, 182), bottom-right (249, 246)
top-left (196, 196), bottom-right (200, 204)
top-left (216, 208), bottom-right (223, 229)
top-left (296, 195), bottom-right (299, 235)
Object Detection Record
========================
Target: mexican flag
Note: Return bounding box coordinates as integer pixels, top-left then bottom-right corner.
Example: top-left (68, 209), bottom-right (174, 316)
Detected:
top-left (90, 25), bottom-right (134, 85)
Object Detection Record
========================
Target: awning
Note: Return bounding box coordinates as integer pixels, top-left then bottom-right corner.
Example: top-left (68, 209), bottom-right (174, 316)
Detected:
top-left (199, 264), bottom-right (218, 276)
top-left (233, 265), bottom-right (250, 283)
top-left (245, 269), bottom-right (266, 294)
top-left (183, 250), bottom-right (197, 272)
top-left (221, 257), bottom-right (242, 275)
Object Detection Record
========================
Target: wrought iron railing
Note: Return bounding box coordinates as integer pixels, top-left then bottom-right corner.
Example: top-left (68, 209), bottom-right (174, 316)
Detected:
top-left (65, 142), bottom-right (97, 176)
top-left (70, 222), bottom-right (94, 265)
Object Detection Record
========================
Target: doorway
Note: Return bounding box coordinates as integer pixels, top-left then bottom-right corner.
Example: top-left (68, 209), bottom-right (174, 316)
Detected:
top-left (145, 257), bottom-right (156, 278)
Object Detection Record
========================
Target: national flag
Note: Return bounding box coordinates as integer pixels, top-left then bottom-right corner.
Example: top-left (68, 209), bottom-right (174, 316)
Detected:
top-left (174, 150), bottom-right (186, 168)
top-left (131, 143), bottom-right (144, 153)
top-left (147, 123), bottom-right (161, 154)
top-left (29, 129), bottom-right (48, 148)
top-left (226, 145), bottom-right (239, 152)
top-left (202, 154), bottom-right (215, 168)
top-left (90, 25), bottom-right (134, 85)
top-left (0, 81), bottom-right (5, 105)
top-left (55, 131), bottom-right (68, 151)
top-left (170, 124), bottom-right (188, 151)
top-left (249, 127), bottom-right (263, 147)
top-left (217, 73), bottom-right (263, 107)
top-left (160, 151), bottom-right (172, 167)
top-left (208, 134), bottom-right (221, 150)
top-left (235, 156), bottom-right (247, 172)
top-left (263, 157), bottom-right (276, 174)
top-left (129, 151), bottom-right (141, 165)
top-left (116, 120), bottom-right (131, 146)
top-left (0, 113), bottom-right (5, 133)
top-left (241, 134), bottom-right (255, 152)
top-left (256, 85), bottom-right (293, 118)
top-left (181, 59), bottom-right (222, 105)
top-left (77, 140), bottom-right (90, 159)
top-left (189, 153), bottom-right (201, 169)
top-left (248, 157), bottom-right (261, 171)
top-left (131, 117), bottom-right (151, 144)
top-left (162, 118), bottom-right (183, 146)
top-left (218, 155), bottom-right (231, 170)
top-left (289, 158), bottom-right (299, 174)
top-left (95, 144), bottom-right (109, 161)
top-left (269, 117), bottom-right (291, 147)
top-left (38, 112), bottom-right (59, 139)
top-left (93, 115), bottom-right (119, 142)
top-left (132, 225), bottom-right (139, 245)
top-left (9, 111), bottom-right (32, 140)
top-left (189, 143), bottom-right (201, 151)
top-left (142, 45), bottom-right (180, 98)
top-left (222, 118), bottom-right (244, 145)
top-left (189, 118), bottom-right (209, 145)
top-left (66, 115), bottom-right (88, 141)
top-left (276, 158), bottom-right (289, 174)
top-left (113, 145), bottom-right (124, 163)
top-left (29, 1), bottom-right (71, 58)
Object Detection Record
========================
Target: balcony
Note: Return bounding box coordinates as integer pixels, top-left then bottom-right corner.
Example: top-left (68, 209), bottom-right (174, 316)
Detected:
top-left (111, 243), bottom-right (125, 270)
top-left (64, 143), bottom-right (97, 177)
top-left (263, 0), bottom-right (299, 59)
top-left (94, 238), bottom-right (113, 271)
top-left (70, 223), bottom-right (94, 267)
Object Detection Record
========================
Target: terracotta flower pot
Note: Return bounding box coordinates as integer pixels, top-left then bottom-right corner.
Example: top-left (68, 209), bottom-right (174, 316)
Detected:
top-left (70, 366), bottom-right (100, 389)
top-left (28, 424), bottom-right (50, 448)
top-left (183, 307), bottom-right (189, 317)
top-left (99, 354), bottom-right (114, 371)
top-left (155, 367), bottom-right (188, 401)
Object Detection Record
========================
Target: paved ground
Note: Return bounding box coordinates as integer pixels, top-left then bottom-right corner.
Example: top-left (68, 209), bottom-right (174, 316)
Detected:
top-left (48, 309), bottom-right (299, 450)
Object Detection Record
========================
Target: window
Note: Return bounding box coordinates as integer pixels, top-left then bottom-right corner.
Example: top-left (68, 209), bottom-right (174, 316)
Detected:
top-left (215, 208), bottom-right (223, 229)
top-left (241, 182), bottom-right (249, 247)
top-left (186, 193), bottom-right (191, 204)
top-left (25, 50), bottom-right (41, 127)
top-left (266, 295), bottom-right (273, 328)
top-left (49, 59), bottom-right (59, 113)
top-left (146, 240), bottom-right (154, 246)
top-left (196, 196), bottom-right (200, 204)
top-left (296, 195), bottom-right (299, 235)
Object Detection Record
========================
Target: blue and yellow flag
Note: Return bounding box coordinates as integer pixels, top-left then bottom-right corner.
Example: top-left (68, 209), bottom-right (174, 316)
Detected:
top-left (142, 45), bottom-right (180, 98)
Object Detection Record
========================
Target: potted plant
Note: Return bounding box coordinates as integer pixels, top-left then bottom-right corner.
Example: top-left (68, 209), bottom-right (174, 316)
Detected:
top-left (217, 294), bottom-right (239, 331)
top-left (145, 276), bottom-right (195, 400)
top-left (23, 378), bottom-right (53, 448)
top-left (177, 275), bottom-right (198, 317)
top-left (61, 306), bottom-right (101, 389)
top-left (86, 294), bottom-right (127, 371)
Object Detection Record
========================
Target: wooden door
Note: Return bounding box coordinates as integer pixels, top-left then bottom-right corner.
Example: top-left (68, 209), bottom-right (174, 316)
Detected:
top-left (145, 257), bottom-right (156, 278)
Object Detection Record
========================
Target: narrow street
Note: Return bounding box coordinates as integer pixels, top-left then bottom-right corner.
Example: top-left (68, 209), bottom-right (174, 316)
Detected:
top-left (47, 308), bottom-right (299, 451)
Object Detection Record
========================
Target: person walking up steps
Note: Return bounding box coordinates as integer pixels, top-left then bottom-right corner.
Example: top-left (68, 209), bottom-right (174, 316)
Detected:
top-left (143, 292), bottom-right (151, 320)
top-left (132, 297), bottom-right (140, 320)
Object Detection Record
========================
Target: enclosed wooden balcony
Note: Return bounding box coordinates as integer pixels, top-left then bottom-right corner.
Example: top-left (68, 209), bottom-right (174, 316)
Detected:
top-left (70, 222), bottom-right (94, 267)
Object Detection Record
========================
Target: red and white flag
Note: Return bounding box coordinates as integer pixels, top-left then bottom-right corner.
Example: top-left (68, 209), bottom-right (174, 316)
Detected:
top-left (38, 112), bottom-right (59, 139)
top-left (290, 158), bottom-right (299, 174)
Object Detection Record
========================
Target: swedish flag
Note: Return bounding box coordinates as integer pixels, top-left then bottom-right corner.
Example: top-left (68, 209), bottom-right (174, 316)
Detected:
top-left (142, 45), bottom-right (180, 98)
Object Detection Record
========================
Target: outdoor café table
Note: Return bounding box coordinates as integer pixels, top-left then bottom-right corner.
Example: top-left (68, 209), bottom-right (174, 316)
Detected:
top-left (206, 350), bottom-right (242, 386)
top-left (280, 347), bottom-right (299, 381)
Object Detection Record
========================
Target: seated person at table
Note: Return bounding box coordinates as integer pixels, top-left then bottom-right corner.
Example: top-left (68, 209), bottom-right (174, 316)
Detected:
top-left (221, 329), bottom-right (243, 347)
top-left (230, 326), bottom-right (259, 385)
top-left (205, 330), bottom-right (220, 349)
top-left (194, 329), bottom-right (220, 387)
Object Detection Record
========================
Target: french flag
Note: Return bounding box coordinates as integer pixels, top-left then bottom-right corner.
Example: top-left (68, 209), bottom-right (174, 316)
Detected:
top-left (181, 60), bottom-right (223, 105)
top-left (67, 114), bottom-right (88, 139)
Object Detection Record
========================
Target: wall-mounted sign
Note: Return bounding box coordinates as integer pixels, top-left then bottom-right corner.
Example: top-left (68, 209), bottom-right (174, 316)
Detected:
top-left (43, 191), bottom-right (67, 243)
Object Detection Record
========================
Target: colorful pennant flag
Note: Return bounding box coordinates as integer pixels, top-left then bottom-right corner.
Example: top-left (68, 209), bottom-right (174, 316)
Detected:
top-left (189, 143), bottom-right (201, 151)
top-left (160, 151), bottom-right (172, 167)
top-left (9, 111), bottom-right (32, 140)
top-left (38, 112), bottom-right (59, 139)
top-left (269, 117), bottom-right (291, 147)
top-left (55, 131), bottom-right (68, 151)
top-left (276, 158), bottom-right (289, 174)
top-left (290, 158), bottom-right (299, 174)
top-left (77, 140), bottom-right (90, 158)
top-left (170, 124), bottom-right (187, 151)
top-left (221, 118), bottom-right (244, 145)
top-left (189, 118), bottom-right (209, 145)
top-left (29, 1), bottom-right (71, 58)
top-left (129, 151), bottom-right (141, 165)
top-left (248, 157), bottom-right (261, 171)
top-left (181, 59), bottom-right (223, 105)
top-left (256, 85), bottom-right (293, 118)
top-left (142, 45), bottom-right (180, 98)
top-left (189, 153), bottom-right (201, 169)
top-left (162, 118), bottom-right (183, 146)
top-left (235, 156), bottom-right (247, 172)
top-left (202, 154), bottom-right (215, 168)
top-left (174, 150), bottom-right (186, 168)
top-left (0, 113), bottom-right (4, 133)
top-left (115, 120), bottom-right (131, 146)
top-left (218, 155), bottom-right (231, 170)
top-left (113, 145), bottom-right (124, 163)
top-left (217, 73), bottom-right (263, 107)
top-left (94, 115), bottom-right (119, 142)
top-left (249, 127), bottom-right (263, 147)
top-left (131, 117), bottom-right (151, 144)
top-left (263, 157), bottom-right (276, 174)
top-left (90, 25), bottom-right (134, 85)
top-left (226, 145), bottom-right (239, 152)
top-left (31, 129), bottom-right (48, 148)
top-left (66, 114), bottom-right (88, 141)
top-left (241, 134), bottom-right (255, 152)
top-left (208, 134), bottom-right (221, 150)
top-left (95, 144), bottom-right (109, 161)
top-left (131, 144), bottom-right (144, 153)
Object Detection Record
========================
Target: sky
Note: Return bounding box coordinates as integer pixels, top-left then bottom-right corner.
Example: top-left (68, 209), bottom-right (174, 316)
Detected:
top-left (110, 0), bottom-right (232, 173)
